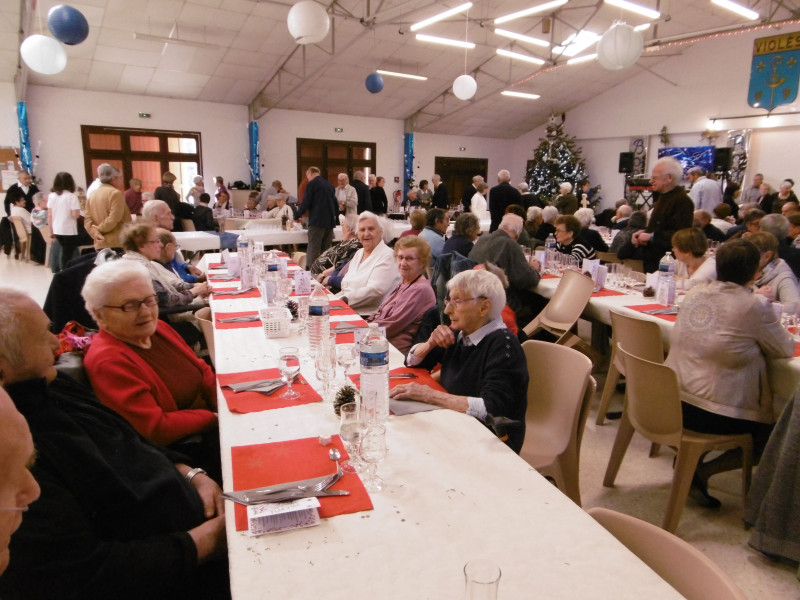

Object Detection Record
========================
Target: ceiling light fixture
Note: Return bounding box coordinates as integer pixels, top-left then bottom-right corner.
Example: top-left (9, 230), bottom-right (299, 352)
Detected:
top-left (410, 2), bottom-right (473, 31)
top-left (376, 69), bottom-right (428, 80)
top-left (496, 48), bottom-right (546, 65)
top-left (494, 0), bottom-right (568, 25)
top-left (711, 0), bottom-right (760, 21)
top-left (603, 0), bottom-right (660, 20)
top-left (416, 33), bottom-right (475, 49)
top-left (133, 32), bottom-right (222, 50)
top-left (502, 90), bottom-right (541, 99)
top-left (494, 28), bottom-right (550, 47)
top-left (552, 30), bottom-right (601, 57)
top-left (634, 23), bottom-right (650, 31)
top-left (567, 53), bottom-right (597, 64)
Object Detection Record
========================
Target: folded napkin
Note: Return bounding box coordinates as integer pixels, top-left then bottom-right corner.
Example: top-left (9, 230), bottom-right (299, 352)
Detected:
top-left (218, 369), bottom-right (321, 413)
top-left (212, 287), bottom-right (261, 299)
top-left (592, 289), bottom-right (625, 297)
top-left (626, 303), bottom-right (677, 323)
top-left (209, 262), bottom-right (225, 270)
top-left (231, 435), bottom-right (373, 531)
top-left (215, 311), bottom-right (261, 329)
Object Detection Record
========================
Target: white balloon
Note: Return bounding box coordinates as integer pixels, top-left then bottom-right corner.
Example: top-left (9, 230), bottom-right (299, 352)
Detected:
top-left (287, 1), bottom-right (330, 45)
top-left (597, 23), bottom-right (643, 71)
top-left (20, 34), bottom-right (67, 75)
top-left (452, 74), bottom-right (477, 100)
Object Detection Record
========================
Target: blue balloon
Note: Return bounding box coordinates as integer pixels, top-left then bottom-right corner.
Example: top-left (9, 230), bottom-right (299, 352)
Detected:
top-left (365, 73), bottom-right (384, 94)
top-left (47, 5), bottom-right (89, 46)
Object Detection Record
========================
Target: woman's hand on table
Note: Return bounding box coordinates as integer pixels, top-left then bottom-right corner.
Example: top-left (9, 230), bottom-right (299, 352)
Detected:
top-left (191, 282), bottom-right (213, 297)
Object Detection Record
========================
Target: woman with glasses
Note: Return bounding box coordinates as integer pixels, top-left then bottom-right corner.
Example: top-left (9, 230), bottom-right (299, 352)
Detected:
top-left (390, 269), bottom-right (528, 453)
top-left (82, 260), bottom-right (220, 479)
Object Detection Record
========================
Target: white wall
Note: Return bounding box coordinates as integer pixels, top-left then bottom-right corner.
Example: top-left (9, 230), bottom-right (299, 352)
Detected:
top-left (24, 86), bottom-right (249, 189)
top-left (412, 131), bottom-right (517, 186)
top-left (0, 82), bottom-right (18, 148)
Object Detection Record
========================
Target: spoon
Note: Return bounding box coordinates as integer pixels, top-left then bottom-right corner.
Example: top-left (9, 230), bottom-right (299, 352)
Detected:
top-left (329, 448), bottom-right (341, 464)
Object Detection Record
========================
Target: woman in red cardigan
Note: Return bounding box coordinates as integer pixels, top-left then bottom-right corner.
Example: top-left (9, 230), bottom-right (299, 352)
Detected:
top-left (82, 259), bottom-right (220, 479)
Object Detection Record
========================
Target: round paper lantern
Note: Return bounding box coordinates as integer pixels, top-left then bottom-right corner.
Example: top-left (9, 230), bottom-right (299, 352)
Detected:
top-left (47, 5), bottom-right (89, 45)
top-left (452, 74), bottom-right (477, 100)
top-left (287, 1), bottom-right (330, 45)
top-left (365, 73), bottom-right (384, 94)
top-left (20, 35), bottom-right (68, 75)
top-left (597, 22), bottom-right (643, 71)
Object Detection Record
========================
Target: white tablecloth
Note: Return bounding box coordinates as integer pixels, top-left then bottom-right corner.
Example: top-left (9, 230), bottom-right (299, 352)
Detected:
top-left (173, 231), bottom-right (221, 252)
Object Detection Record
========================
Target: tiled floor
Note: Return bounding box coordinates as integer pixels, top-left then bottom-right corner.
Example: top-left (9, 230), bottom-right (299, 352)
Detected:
top-left (2, 254), bottom-right (798, 598)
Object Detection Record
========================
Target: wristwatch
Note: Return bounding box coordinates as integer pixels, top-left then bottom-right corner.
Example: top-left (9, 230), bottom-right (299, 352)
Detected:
top-left (185, 467), bottom-right (207, 483)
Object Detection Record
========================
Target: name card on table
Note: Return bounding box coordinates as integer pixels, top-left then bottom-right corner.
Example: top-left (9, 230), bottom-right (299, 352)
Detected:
top-left (221, 248), bottom-right (230, 265)
top-left (227, 255), bottom-right (241, 277)
top-left (294, 271), bottom-right (313, 295)
top-left (247, 497), bottom-right (321, 537)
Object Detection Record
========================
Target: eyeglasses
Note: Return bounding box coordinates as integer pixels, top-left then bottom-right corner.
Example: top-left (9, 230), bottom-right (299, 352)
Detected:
top-left (103, 294), bottom-right (158, 313)
top-left (396, 254), bottom-right (418, 263)
top-left (444, 296), bottom-right (486, 307)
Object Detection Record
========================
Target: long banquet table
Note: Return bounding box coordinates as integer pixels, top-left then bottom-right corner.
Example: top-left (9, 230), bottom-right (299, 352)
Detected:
top-left (201, 254), bottom-right (684, 599)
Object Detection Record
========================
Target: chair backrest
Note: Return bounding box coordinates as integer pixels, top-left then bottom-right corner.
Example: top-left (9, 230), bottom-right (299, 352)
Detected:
top-left (609, 309), bottom-right (664, 371)
top-left (588, 507), bottom-right (748, 600)
top-left (181, 218), bottom-right (197, 232)
top-left (521, 340), bottom-right (592, 457)
top-left (596, 251), bottom-right (620, 264)
top-left (622, 258), bottom-right (644, 273)
top-left (10, 216), bottom-right (28, 242)
top-left (194, 306), bottom-right (216, 367)
top-left (540, 269), bottom-right (595, 331)
top-left (292, 251), bottom-right (307, 270)
top-left (617, 344), bottom-right (683, 447)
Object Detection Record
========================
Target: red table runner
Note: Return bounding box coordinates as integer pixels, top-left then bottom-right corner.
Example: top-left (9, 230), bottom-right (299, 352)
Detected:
top-left (349, 366), bottom-right (446, 393)
top-left (218, 369), bottom-right (321, 413)
top-left (214, 311), bottom-right (261, 330)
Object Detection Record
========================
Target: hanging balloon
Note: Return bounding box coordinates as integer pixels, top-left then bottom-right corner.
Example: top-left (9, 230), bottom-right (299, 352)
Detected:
top-left (287, 1), bottom-right (330, 45)
top-left (20, 35), bottom-right (68, 75)
top-left (365, 73), bottom-right (384, 94)
top-left (596, 22), bottom-right (643, 71)
top-left (47, 5), bottom-right (89, 45)
top-left (452, 74), bottom-right (477, 100)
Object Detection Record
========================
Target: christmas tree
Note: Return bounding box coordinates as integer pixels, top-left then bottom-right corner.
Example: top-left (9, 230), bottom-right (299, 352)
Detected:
top-left (527, 115), bottom-right (589, 205)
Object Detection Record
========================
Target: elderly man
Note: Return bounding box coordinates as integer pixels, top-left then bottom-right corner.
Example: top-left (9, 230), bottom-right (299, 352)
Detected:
top-left (419, 207), bottom-right (449, 262)
top-left (781, 199), bottom-right (800, 217)
top-left (335, 173), bottom-right (358, 218)
top-left (694, 209), bottom-right (726, 242)
top-left (741, 173), bottom-right (767, 205)
top-left (687, 166), bottom-right (722, 212)
top-left (760, 214), bottom-right (800, 277)
top-left (84, 163), bottom-right (132, 250)
top-left (4, 171), bottom-right (38, 216)
top-left (431, 174), bottom-right (449, 210)
top-left (143, 199), bottom-right (175, 230)
top-left (518, 181), bottom-right (542, 209)
top-left (124, 178), bottom-right (144, 216)
top-left (0, 289), bottom-right (229, 599)
top-left (611, 204), bottom-right (633, 229)
top-left (621, 156), bottom-right (694, 272)
top-left (554, 182), bottom-right (578, 216)
top-left (295, 166), bottom-right (338, 268)
top-left (405, 187), bottom-right (420, 210)
top-left (461, 175), bottom-right (484, 213)
top-left (351, 170), bottom-right (372, 214)
top-left (488, 169), bottom-right (521, 232)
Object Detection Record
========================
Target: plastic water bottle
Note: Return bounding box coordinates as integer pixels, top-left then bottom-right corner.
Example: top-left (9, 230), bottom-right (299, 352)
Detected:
top-left (545, 233), bottom-right (557, 269)
top-left (307, 282), bottom-right (330, 354)
top-left (359, 323), bottom-right (390, 424)
top-left (657, 251), bottom-right (676, 306)
top-left (236, 235), bottom-right (249, 266)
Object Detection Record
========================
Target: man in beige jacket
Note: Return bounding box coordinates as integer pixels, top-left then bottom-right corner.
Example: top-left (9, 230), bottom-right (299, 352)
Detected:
top-left (84, 163), bottom-right (131, 249)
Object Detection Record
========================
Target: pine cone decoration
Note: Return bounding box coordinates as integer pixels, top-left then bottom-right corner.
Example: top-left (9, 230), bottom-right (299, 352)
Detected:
top-left (285, 299), bottom-right (299, 320)
top-left (333, 385), bottom-right (358, 416)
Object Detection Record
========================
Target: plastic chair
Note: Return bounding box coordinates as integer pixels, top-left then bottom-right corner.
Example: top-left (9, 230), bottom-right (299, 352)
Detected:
top-left (622, 258), bottom-right (644, 273)
top-left (520, 340), bottom-right (595, 506)
top-left (10, 217), bottom-right (30, 261)
top-left (588, 507), bottom-right (748, 600)
top-left (603, 345), bottom-right (753, 533)
top-left (292, 251), bottom-right (307, 269)
top-left (194, 307), bottom-right (216, 367)
top-left (181, 218), bottom-right (197, 231)
top-left (596, 309), bottom-right (664, 426)
top-left (39, 223), bottom-right (54, 267)
top-left (523, 268), bottom-right (594, 343)
top-left (596, 251), bottom-right (620, 264)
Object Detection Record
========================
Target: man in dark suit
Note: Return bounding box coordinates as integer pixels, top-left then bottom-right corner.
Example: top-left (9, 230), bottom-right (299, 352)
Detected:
top-left (431, 174), bottom-right (449, 209)
top-left (461, 175), bottom-right (483, 213)
top-left (352, 170), bottom-right (372, 214)
top-left (488, 169), bottom-right (521, 232)
top-left (295, 166), bottom-right (338, 268)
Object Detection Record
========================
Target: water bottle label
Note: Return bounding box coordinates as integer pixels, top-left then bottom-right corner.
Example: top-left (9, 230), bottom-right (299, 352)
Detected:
top-left (360, 351), bottom-right (388, 367)
top-left (267, 263), bottom-right (279, 271)
top-left (308, 305), bottom-right (329, 317)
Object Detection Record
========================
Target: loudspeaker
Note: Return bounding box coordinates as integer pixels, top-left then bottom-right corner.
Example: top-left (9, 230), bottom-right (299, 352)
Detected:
top-left (618, 152), bottom-right (634, 174)
top-left (713, 147), bottom-right (732, 172)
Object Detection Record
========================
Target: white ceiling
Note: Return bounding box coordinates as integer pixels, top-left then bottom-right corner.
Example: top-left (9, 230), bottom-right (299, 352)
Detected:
top-left (4, 0), bottom-right (800, 138)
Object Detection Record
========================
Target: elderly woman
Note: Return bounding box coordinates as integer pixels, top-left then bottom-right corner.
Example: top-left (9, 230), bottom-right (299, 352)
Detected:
top-left (665, 239), bottom-right (794, 507)
top-left (390, 269), bottom-right (528, 452)
top-left (574, 207), bottom-right (609, 252)
top-left (367, 236), bottom-right (436, 356)
top-left (470, 182), bottom-right (489, 219)
top-left (418, 179), bottom-right (433, 209)
top-left (400, 209), bottom-right (426, 238)
top-left (313, 213), bottom-right (361, 277)
top-left (671, 227), bottom-right (716, 291)
top-left (443, 212), bottom-right (480, 256)
top-left (535, 205), bottom-right (558, 241)
top-left (82, 260), bottom-right (220, 477)
top-left (749, 231), bottom-right (800, 305)
top-left (553, 215), bottom-right (596, 261)
top-left (187, 175), bottom-right (205, 203)
top-left (525, 206), bottom-right (543, 240)
top-left (770, 179), bottom-right (798, 215)
top-left (335, 212), bottom-right (399, 315)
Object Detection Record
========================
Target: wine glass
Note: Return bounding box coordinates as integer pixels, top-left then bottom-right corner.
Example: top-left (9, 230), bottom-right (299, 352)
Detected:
top-left (339, 402), bottom-right (366, 473)
top-left (278, 346), bottom-right (301, 400)
top-left (315, 341), bottom-right (335, 401)
top-left (360, 423), bottom-right (387, 493)
top-left (336, 343), bottom-right (357, 382)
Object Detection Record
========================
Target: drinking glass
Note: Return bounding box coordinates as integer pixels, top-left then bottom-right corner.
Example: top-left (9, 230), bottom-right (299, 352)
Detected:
top-left (464, 559), bottom-right (501, 600)
top-left (315, 341), bottom-right (335, 401)
top-left (359, 423), bottom-right (387, 492)
top-left (339, 402), bottom-right (366, 473)
top-left (296, 295), bottom-right (309, 332)
top-left (278, 347), bottom-right (301, 400)
top-left (336, 343), bottom-right (357, 381)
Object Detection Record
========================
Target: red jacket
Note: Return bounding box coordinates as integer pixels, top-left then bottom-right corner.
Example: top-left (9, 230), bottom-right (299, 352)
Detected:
top-left (84, 320), bottom-right (217, 446)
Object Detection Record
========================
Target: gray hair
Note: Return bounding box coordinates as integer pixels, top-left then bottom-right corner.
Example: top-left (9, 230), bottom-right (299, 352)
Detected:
top-left (353, 170), bottom-right (365, 181)
top-left (447, 270), bottom-right (504, 321)
top-left (97, 163), bottom-right (120, 184)
top-left (560, 181), bottom-right (573, 193)
top-left (499, 213), bottom-right (523, 236)
top-left (193, 175), bottom-right (204, 185)
top-left (574, 207), bottom-right (594, 228)
top-left (142, 192), bottom-right (155, 201)
top-left (357, 211), bottom-right (392, 243)
top-left (760, 213), bottom-right (790, 240)
top-left (498, 169), bottom-right (511, 182)
top-left (542, 205), bottom-right (559, 223)
top-left (0, 288), bottom-right (35, 368)
top-left (339, 212), bottom-right (358, 231)
top-left (527, 206), bottom-right (543, 222)
top-left (473, 175), bottom-right (484, 185)
top-left (142, 199), bottom-right (170, 223)
top-left (654, 156), bottom-right (684, 184)
top-left (617, 205), bottom-right (633, 218)
top-left (82, 260), bottom-right (153, 319)
top-left (517, 182), bottom-right (529, 193)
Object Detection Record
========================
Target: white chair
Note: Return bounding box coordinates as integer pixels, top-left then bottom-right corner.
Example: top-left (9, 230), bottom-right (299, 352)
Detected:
top-left (10, 216), bottom-right (30, 261)
top-left (523, 269), bottom-right (594, 345)
top-left (194, 307), bottom-right (215, 367)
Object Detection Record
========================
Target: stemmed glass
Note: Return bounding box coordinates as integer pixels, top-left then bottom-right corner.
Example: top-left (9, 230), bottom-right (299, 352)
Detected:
top-left (336, 343), bottom-right (357, 383)
top-left (339, 402), bottom-right (366, 473)
top-left (278, 346), bottom-right (301, 400)
top-left (360, 423), bottom-right (387, 492)
top-left (315, 341), bottom-right (335, 401)
top-left (296, 295), bottom-right (309, 333)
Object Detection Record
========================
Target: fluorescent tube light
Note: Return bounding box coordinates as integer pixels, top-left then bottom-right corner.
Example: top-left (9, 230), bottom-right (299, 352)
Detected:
top-left (494, 0), bottom-right (568, 25)
top-left (133, 32), bottom-right (222, 50)
top-left (553, 30), bottom-right (601, 57)
top-left (603, 0), bottom-right (660, 20)
top-left (410, 2), bottom-right (473, 32)
top-left (502, 90), bottom-right (541, 99)
top-left (496, 48), bottom-right (546, 65)
top-left (711, 0), bottom-right (760, 20)
top-left (567, 53), bottom-right (597, 64)
top-left (494, 28), bottom-right (550, 47)
top-left (634, 23), bottom-right (650, 31)
top-left (376, 69), bottom-right (428, 81)
top-left (415, 34), bottom-right (475, 49)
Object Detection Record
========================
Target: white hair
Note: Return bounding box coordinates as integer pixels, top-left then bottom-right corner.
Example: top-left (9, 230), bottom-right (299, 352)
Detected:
top-left (517, 182), bottom-right (529, 192)
top-left (574, 207), bottom-right (594, 228)
top-left (542, 205), bottom-right (559, 223)
top-left (527, 206), bottom-right (543, 222)
top-left (142, 199), bottom-right (170, 223)
top-left (193, 176), bottom-right (204, 185)
top-left (357, 211), bottom-right (394, 243)
top-left (82, 260), bottom-right (153, 319)
top-left (98, 163), bottom-right (120, 184)
top-left (654, 156), bottom-right (684, 184)
top-left (499, 213), bottom-right (523, 236)
top-left (0, 288), bottom-right (35, 368)
top-left (473, 175), bottom-right (484, 184)
top-left (560, 181), bottom-right (573, 193)
top-left (447, 270), bottom-right (504, 321)
top-left (498, 169), bottom-right (511, 182)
